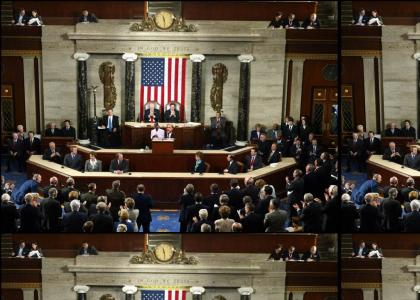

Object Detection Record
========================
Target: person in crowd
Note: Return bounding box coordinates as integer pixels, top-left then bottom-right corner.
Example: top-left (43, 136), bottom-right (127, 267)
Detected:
top-left (283, 117), bottom-right (298, 145)
top-left (302, 245), bottom-right (320, 261)
top-left (341, 193), bottom-right (359, 232)
top-left (400, 120), bottom-right (416, 138)
top-left (239, 202), bottom-right (263, 232)
top-left (283, 245), bottom-right (300, 261)
top-left (250, 123), bottom-right (264, 142)
top-left (299, 117), bottom-right (312, 144)
top-left (79, 9), bottom-right (98, 23)
top-left (275, 131), bottom-right (288, 156)
top-left (201, 223), bottom-right (212, 232)
top-left (267, 143), bottom-right (281, 165)
top-left (346, 132), bottom-right (364, 172)
top-left (257, 133), bottom-right (271, 164)
top-left (380, 187), bottom-right (402, 232)
top-left (124, 197), bottom-right (139, 232)
top-left (400, 177), bottom-right (418, 203)
top-left (143, 102), bottom-right (160, 123)
top-left (264, 198), bottom-right (287, 232)
top-left (352, 241), bottom-right (368, 258)
top-left (90, 202), bottom-right (113, 233)
top-left (60, 177), bottom-right (78, 204)
top-left (42, 141), bottom-right (62, 164)
top-left (307, 138), bottom-right (322, 163)
top-left (78, 242), bottom-right (98, 255)
top-left (359, 193), bottom-right (383, 232)
top-left (62, 199), bottom-right (88, 232)
top-left (268, 11), bottom-right (284, 28)
top-left (84, 152), bottom-right (102, 172)
top-left (223, 179), bottom-right (242, 211)
top-left (164, 103), bottom-right (180, 123)
top-left (109, 153), bottom-right (129, 173)
top-left (185, 193), bottom-right (209, 231)
top-left (63, 146), bottom-right (83, 171)
top-left (16, 125), bottom-right (27, 140)
top-left (100, 109), bottom-right (120, 147)
top-left (150, 122), bottom-right (165, 140)
top-left (290, 139), bottom-right (305, 169)
top-left (223, 154), bottom-right (239, 174)
top-left (12, 174), bottom-right (42, 205)
top-left (81, 183), bottom-right (98, 214)
top-left (6, 132), bottom-right (24, 172)
top-left (12, 8), bottom-right (29, 25)
top-left (323, 185), bottom-right (340, 232)
top-left (367, 242), bottom-right (383, 258)
top-left (113, 209), bottom-right (135, 232)
top-left (210, 111), bottom-right (227, 148)
top-left (268, 244), bottom-right (285, 261)
top-left (116, 224), bottom-right (127, 232)
top-left (1, 193), bottom-right (19, 233)
top-left (12, 241), bottom-right (29, 258)
top-left (303, 13), bottom-right (321, 29)
top-left (382, 142), bottom-right (403, 164)
top-left (403, 200), bottom-right (420, 232)
top-left (28, 10), bottom-right (43, 26)
top-left (61, 120), bottom-right (77, 139)
top-left (132, 184), bottom-right (154, 233)
top-left (352, 174), bottom-right (382, 205)
top-left (382, 176), bottom-right (401, 201)
top-left (384, 122), bottom-right (401, 137)
top-left (245, 148), bottom-right (263, 172)
top-left (367, 10), bottom-right (384, 26)
top-left (286, 169), bottom-right (305, 209)
top-left (28, 242), bottom-right (43, 258)
top-left (352, 8), bottom-right (369, 25)
top-left (403, 146), bottom-right (420, 170)
top-left (179, 184), bottom-right (195, 232)
top-left (40, 188), bottom-right (62, 232)
top-left (297, 193), bottom-right (323, 232)
top-left (284, 13), bottom-right (300, 28)
top-left (364, 131), bottom-right (381, 157)
top-left (214, 205), bottom-right (235, 232)
top-left (203, 183), bottom-right (220, 208)
top-left (164, 124), bottom-right (175, 139)
top-left (19, 194), bottom-right (42, 232)
top-left (191, 208), bottom-right (211, 233)
top-left (192, 151), bottom-right (206, 173)
top-left (106, 180), bottom-right (126, 221)
top-left (267, 123), bottom-right (280, 140)
top-left (24, 131), bottom-right (41, 158)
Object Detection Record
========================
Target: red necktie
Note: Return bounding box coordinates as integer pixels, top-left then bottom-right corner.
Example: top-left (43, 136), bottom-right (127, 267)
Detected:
top-left (150, 115), bottom-right (154, 123)
top-left (251, 156), bottom-right (255, 165)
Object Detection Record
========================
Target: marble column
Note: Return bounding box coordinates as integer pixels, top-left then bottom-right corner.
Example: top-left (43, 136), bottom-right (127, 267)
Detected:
top-left (73, 52), bottom-right (90, 144)
top-left (289, 58), bottom-right (305, 119)
top-left (122, 53), bottom-right (138, 122)
top-left (415, 53), bottom-right (420, 139)
top-left (190, 286), bottom-right (205, 300)
top-left (73, 285), bottom-right (89, 300)
top-left (361, 288), bottom-right (375, 300)
top-left (362, 56), bottom-right (377, 133)
top-left (189, 54), bottom-right (205, 122)
top-left (238, 287), bottom-right (254, 300)
top-left (122, 285), bottom-right (138, 300)
top-left (23, 56), bottom-right (37, 133)
top-left (236, 55), bottom-right (254, 143)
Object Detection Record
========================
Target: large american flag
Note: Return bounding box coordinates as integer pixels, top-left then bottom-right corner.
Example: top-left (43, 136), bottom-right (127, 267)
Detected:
top-left (141, 290), bottom-right (187, 300)
top-left (140, 57), bottom-right (187, 121)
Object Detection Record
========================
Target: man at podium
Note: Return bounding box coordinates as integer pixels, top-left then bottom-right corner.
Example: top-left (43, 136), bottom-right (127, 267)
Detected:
top-left (150, 123), bottom-right (165, 140)
top-left (165, 124), bottom-right (175, 139)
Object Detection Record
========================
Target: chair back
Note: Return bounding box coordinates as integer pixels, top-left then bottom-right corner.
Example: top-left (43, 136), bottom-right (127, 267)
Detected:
top-left (236, 161), bottom-right (244, 173)
top-left (205, 162), bottom-right (211, 173)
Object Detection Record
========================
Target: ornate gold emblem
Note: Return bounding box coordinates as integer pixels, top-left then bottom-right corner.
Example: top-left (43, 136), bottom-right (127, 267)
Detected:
top-left (98, 62), bottom-right (117, 110)
top-left (130, 14), bottom-right (197, 32)
top-left (210, 63), bottom-right (228, 113)
top-left (130, 244), bottom-right (198, 265)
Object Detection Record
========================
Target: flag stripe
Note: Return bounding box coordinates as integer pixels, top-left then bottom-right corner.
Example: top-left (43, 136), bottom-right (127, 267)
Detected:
top-left (181, 58), bottom-right (186, 121)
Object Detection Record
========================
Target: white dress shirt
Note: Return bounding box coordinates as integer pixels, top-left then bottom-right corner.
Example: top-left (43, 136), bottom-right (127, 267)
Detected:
top-left (150, 128), bottom-right (165, 139)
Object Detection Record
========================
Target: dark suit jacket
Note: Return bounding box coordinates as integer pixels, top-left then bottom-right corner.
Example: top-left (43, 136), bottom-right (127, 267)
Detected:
top-left (13, 246), bottom-right (29, 257)
top-left (78, 246), bottom-right (98, 255)
top-left (347, 138), bottom-right (364, 156)
top-left (341, 202), bottom-right (360, 232)
top-left (381, 198), bottom-right (402, 231)
top-left (164, 131), bottom-right (175, 139)
top-left (203, 193), bottom-right (220, 208)
top-left (268, 18), bottom-right (284, 28)
top-left (186, 203), bottom-right (209, 227)
top-left (400, 127), bottom-right (416, 138)
top-left (225, 188), bottom-right (243, 210)
top-left (240, 212), bottom-right (263, 232)
top-left (1, 202), bottom-right (19, 233)
top-left (298, 125), bottom-right (312, 142)
top-left (352, 246), bottom-right (369, 257)
top-left (286, 177), bottom-right (304, 205)
top-left (61, 126), bottom-right (76, 139)
top-left (143, 109), bottom-right (160, 123)
top-left (109, 159), bottom-right (129, 173)
top-left (193, 160), bottom-right (206, 173)
top-left (179, 193), bottom-right (195, 222)
top-left (101, 115), bottom-right (120, 131)
top-left (364, 137), bottom-right (381, 154)
top-left (227, 160), bottom-right (239, 174)
top-left (382, 147), bottom-right (403, 164)
top-left (42, 147), bottom-right (62, 164)
top-left (301, 202), bottom-right (323, 232)
top-left (283, 125), bottom-right (298, 141)
top-left (164, 109), bottom-right (180, 123)
top-left (359, 204), bottom-right (383, 232)
top-left (7, 139), bottom-right (24, 155)
top-left (40, 197), bottom-right (62, 232)
top-left (78, 14), bottom-right (98, 23)
top-left (384, 128), bottom-right (401, 137)
top-left (403, 154), bottom-right (420, 170)
top-left (90, 213), bottom-right (113, 233)
top-left (24, 137), bottom-right (41, 154)
top-left (257, 140), bottom-right (272, 163)
top-left (245, 154), bottom-right (263, 171)
top-left (250, 130), bottom-right (264, 141)
top-left (63, 153), bottom-right (84, 171)
top-left (106, 188), bottom-right (126, 220)
top-left (302, 251), bottom-right (321, 261)
top-left (19, 204), bottom-right (42, 233)
top-left (303, 18), bottom-right (321, 28)
top-left (282, 250), bottom-right (300, 260)
top-left (240, 184), bottom-right (260, 204)
top-left (403, 211), bottom-right (420, 232)
top-left (14, 14), bottom-right (29, 24)
top-left (62, 211), bottom-right (88, 232)
top-left (353, 14), bottom-right (369, 25)
top-left (303, 172), bottom-right (321, 199)
top-left (133, 192), bottom-right (154, 223)
top-left (307, 144), bottom-right (322, 160)
top-left (45, 128), bottom-right (62, 137)
top-left (284, 18), bottom-right (300, 28)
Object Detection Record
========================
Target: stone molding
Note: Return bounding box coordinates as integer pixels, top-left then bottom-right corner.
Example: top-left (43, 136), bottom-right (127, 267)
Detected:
top-left (122, 53), bottom-right (138, 62)
top-left (237, 54), bottom-right (254, 63)
top-left (73, 52), bottom-right (90, 61)
top-left (237, 287), bottom-right (254, 295)
top-left (122, 285), bottom-right (138, 294)
top-left (73, 285), bottom-right (90, 293)
top-left (189, 54), bottom-right (205, 62)
top-left (190, 287), bottom-right (205, 295)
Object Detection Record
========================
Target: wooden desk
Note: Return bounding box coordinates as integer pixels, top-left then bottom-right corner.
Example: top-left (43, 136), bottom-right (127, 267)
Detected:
top-left (74, 145), bottom-right (253, 173)
top-left (122, 122), bottom-right (204, 149)
top-left (366, 155), bottom-right (420, 188)
top-left (26, 155), bottom-right (297, 209)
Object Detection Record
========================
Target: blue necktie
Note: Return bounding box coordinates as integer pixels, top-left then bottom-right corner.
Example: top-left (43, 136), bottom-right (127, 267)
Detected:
top-left (107, 117), bottom-right (112, 132)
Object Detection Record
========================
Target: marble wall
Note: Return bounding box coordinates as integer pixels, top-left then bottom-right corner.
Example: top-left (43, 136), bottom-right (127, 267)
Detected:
top-left (382, 257), bottom-right (417, 300)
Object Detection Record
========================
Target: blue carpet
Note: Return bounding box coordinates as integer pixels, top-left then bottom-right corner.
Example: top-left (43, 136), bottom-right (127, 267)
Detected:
top-left (342, 171), bottom-right (367, 188)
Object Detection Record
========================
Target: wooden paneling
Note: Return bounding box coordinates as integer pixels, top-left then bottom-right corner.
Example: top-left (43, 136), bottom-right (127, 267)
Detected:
top-left (1, 26), bottom-right (42, 51)
top-left (286, 29), bottom-right (337, 54)
top-left (0, 289), bottom-right (23, 300)
top-left (286, 262), bottom-right (337, 287)
top-left (341, 258), bottom-right (382, 284)
top-left (182, 234), bottom-right (317, 253)
top-left (351, 234), bottom-right (420, 257)
top-left (342, 289), bottom-right (363, 300)
top-left (303, 292), bottom-right (338, 300)
top-left (352, 1), bottom-right (420, 25)
top-left (341, 26), bottom-right (382, 51)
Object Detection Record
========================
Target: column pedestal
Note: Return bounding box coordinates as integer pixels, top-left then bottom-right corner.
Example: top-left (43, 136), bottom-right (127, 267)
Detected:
top-left (190, 286), bottom-right (205, 300)
top-left (238, 287), bottom-right (254, 300)
top-left (122, 53), bottom-right (138, 122)
top-left (236, 55), bottom-right (253, 143)
top-left (189, 54), bottom-right (205, 122)
top-left (73, 52), bottom-right (90, 143)
top-left (122, 285), bottom-right (138, 300)
top-left (73, 285), bottom-right (89, 300)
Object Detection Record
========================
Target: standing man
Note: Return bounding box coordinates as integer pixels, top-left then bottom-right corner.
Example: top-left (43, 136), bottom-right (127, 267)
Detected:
top-left (132, 184), bottom-right (154, 233)
top-left (100, 109), bottom-right (120, 147)
top-left (210, 111), bottom-right (227, 148)
top-left (61, 120), bottom-right (77, 139)
top-left (6, 132), bottom-right (24, 172)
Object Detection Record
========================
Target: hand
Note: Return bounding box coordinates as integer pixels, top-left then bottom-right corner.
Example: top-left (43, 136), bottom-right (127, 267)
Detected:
top-left (192, 216), bottom-right (198, 223)
top-left (113, 128), bottom-right (117, 132)
top-left (292, 203), bottom-right (299, 210)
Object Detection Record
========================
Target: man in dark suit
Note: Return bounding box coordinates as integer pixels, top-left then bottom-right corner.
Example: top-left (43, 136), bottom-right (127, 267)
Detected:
top-left (239, 203), bottom-right (263, 232)
top-left (143, 102), bottom-right (160, 123)
top-left (164, 103), bottom-right (180, 123)
top-left (100, 109), bottom-right (120, 147)
top-left (299, 193), bottom-right (323, 232)
top-left (203, 183), bottom-right (220, 208)
top-left (303, 13), bottom-right (321, 29)
top-left (282, 245), bottom-right (300, 261)
top-left (6, 132), bottom-right (24, 172)
top-left (400, 178), bottom-right (418, 203)
top-left (78, 10), bottom-right (98, 23)
top-left (367, 10), bottom-right (384, 26)
top-left (267, 11), bottom-right (284, 28)
top-left (132, 184), bottom-right (154, 233)
top-left (18, 194), bottom-right (42, 233)
top-left (240, 177), bottom-right (260, 204)
top-left (384, 122), bottom-right (401, 137)
top-left (400, 120), bottom-right (416, 138)
top-left (1, 193), bottom-right (19, 233)
top-left (63, 146), bottom-right (84, 171)
top-left (382, 142), bottom-right (403, 164)
top-left (257, 133), bottom-right (271, 164)
top-left (352, 8), bottom-right (369, 25)
top-left (164, 124), bottom-right (175, 139)
top-left (245, 148), bottom-right (263, 172)
top-left (303, 164), bottom-right (321, 199)
top-left (284, 13), bottom-right (300, 28)
top-left (42, 176), bottom-right (62, 203)
top-left (62, 199), bottom-right (88, 232)
top-left (90, 202), bottom-right (113, 232)
top-left (61, 120), bottom-right (76, 139)
top-left (255, 186), bottom-right (274, 217)
top-left (250, 123), bottom-right (264, 142)
top-left (105, 180), bottom-right (126, 221)
top-left (302, 246), bottom-right (321, 262)
top-left (307, 138), bottom-right (322, 163)
top-left (346, 133), bottom-right (365, 172)
top-left (224, 179), bottom-right (243, 210)
top-left (267, 143), bottom-right (281, 164)
top-left (352, 241), bottom-right (369, 257)
top-left (283, 118), bottom-right (299, 144)
top-left (24, 131), bottom-right (41, 157)
top-left (210, 111), bottom-right (227, 148)
top-left (286, 169), bottom-right (305, 207)
top-left (380, 188), bottom-right (402, 232)
top-left (364, 131), bottom-right (381, 157)
top-left (403, 147), bottom-right (420, 170)
top-left (12, 9), bottom-right (29, 25)
top-left (78, 242), bottom-right (98, 255)
top-left (359, 193), bottom-right (383, 232)
top-left (40, 188), bottom-right (62, 232)
top-left (42, 141), bottom-right (62, 164)
top-left (402, 200), bottom-right (420, 232)
top-left (12, 241), bottom-right (29, 258)
top-left (81, 183), bottom-right (98, 215)
top-left (341, 193), bottom-right (359, 232)
top-left (185, 193), bottom-right (209, 232)
top-left (109, 153), bottom-right (129, 173)
top-left (45, 122), bottom-right (61, 137)
top-left (223, 154), bottom-right (239, 174)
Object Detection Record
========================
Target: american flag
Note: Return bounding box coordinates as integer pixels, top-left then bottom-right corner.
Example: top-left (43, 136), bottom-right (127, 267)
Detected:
top-left (140, 57), bottom-right (187, 121)
top-left (141, 290), bottom-right (187, 300)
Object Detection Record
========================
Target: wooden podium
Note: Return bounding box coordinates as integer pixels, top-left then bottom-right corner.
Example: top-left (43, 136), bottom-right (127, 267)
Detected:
top-left (152, 139), bottom-right (175, 154)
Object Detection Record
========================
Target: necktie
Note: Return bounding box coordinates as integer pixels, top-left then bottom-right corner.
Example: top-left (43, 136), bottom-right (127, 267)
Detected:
top-left (71, 154), bottom-right (75, 159)
top-left (108, 117), bottom-right (112, 132)
top-left (51, 129), bottom-right (54, 134)
top-left (30, 139), bottom-right (33, 146)
top-left (251, 156), bottom-right (255, 165)
top-left (150, 115), bottom-right (154, 123)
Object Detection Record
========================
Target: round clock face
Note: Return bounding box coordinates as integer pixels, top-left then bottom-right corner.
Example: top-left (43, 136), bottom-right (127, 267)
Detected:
top-left (322, 64), bottom-right (337, 81)
top-left (154, 243), bottom-right (175, 262)
top-left (154, 10), bottom-right (175, 30)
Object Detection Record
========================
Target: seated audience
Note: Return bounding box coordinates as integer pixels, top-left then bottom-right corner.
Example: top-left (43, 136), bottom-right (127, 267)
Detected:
top-left (150, 122), bottom-right (165, 140)
top-left (164, 103), bottom-right (180, 123)
top-left (6, 132), bottom-right (24, 172)
top-left (302, 245), bottom-right (320, 262)
top-left (283, 245), bottom-right (300, 261)
top-left (268, 244), bottom-right (285, 261)
top-left (224, 154), bottom-right (239, 174)
top-left (142, 102), bottom-right (160, 123)
top-left (400, 120), bottom-right (416, 138)
top-left (12, 174), bottom-right (42, 205)
top-left (245, 148), bottom-right (263, 171)
top-left (12, 241), bottom-right (29, 258)
top-left (384, 122), bottom-right (401, 137)
top-left (42, 142), bottom-right (62, 164)
top-left (352, 241), bottom-right (368, 258)
top-left (367, 10), bottom-right (383, 26)
top-left (382, 142), bottom-right (403, 164)
top-left (403, 146), bottom-right (420, 170)
top-left (13, 8), bottom-right (29, 25)
top-left (61, 120), bottom-right (77, 139)
top-left (192, 151), bottom-right (206, 173)
top-left (79, 9), bottom-right (98, 23)
top-left (268, 11), bottom-right (284, 28)
top-left (164, 124), bottom-right (175, 139)
top-left (78, 242), bottom-right (98, 255)
top-left (45, 122), bottom-right (61, 137)
top-left (28, 242), bottom-right (43, 258)
top-left (132, 184), bottom-right (154, 233)
top-left (63, 199), bottom-right (88, 232)
top-left (109, 153), bottom-right (129, 173)
top-left (303, 13), bottom-right (320, 29)
top-left (85, 152), bottom-right (102, 172)
top-left (367, 242), bottom-right (383, 258)
top-left (28, 10), bottom-right (43, 26)
top-left (63, 146), bottom-right (83, 171)
top-left (352, 8), bottom-right (369, 25)
top-left (284, 13), bottom-right (300, 29)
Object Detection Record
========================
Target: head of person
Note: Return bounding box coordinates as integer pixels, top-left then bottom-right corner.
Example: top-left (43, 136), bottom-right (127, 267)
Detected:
top-left (33, 174), bottom-right (42, 184)
top-left (293, 169), bottom-right (302, 178)
top-left (371, 10), bottom-right (378, 17)
top-left (19, 240), bottom-right (26, 248)
top-left (195, 151), bottom-right (203, 161)
top-left (66, 177), bottom-right (75, 187)
top-left (69, 190), bottom-right (79, 201)
top-left (295, 139), bottom-right (301, 146)
top-left (373, 174), bottom-right (382, 184)
top-left (411, 147), bottom-right (418, 155)
top-left (137, 184), bottom-right (145, 193)
top-left (70, 199), bottom-right (81, 212)
top-left (288, 117), bottom-right (294, 126)
top-left (227, 154), bottom-right (234, 162)
top-left (312, 139), bottom-right (318, 146)
top-left (368, 131), bottom-right (374, 138)
top-left (49, 141), bottom-right (56, 150)
top-left (154, 122), bottom-right (160, 130)
top-left (17, 125), bottom-right (24, 133)
top-left (50, 122), bottom-right (57, 129)
top-left (304, 193), bottom-right (314, 204)
top-left (259, 133), bottom-right (267, 142)
top-left (410, 200), bottom-right (420, 212)
top-left (116, 153), bottom-right (123, 161)
top-left (117, 224), bottom-right (127, 232)
top-left (371, 242), bottom-right (378, 249)
top-left (198, 208), bottom-right (208, 220)
top-left (288, 13), bottom-right (295, 21)
top-left (27, 131), bottom-right (34, 139)
top-left (1, 193), bottom-right (11, 204)
top-left (83, 221), bottom-right (94, 233)
top-left (310, 245), bottom-right (317, 254)
top-left (107, 109), bottom-right (113, 116)
top-left (389, 176), bottom-right (398, 186)
top-left (194, 192), bottom-right (203, 204)
top-left (390, 122), bottom-right (396, 129)
top-left (364, 193), bottom-right (376, 206)
top-left (64, 120), bottom-right (71, 128)
top-left (219, 194), bottom-right (229, 206)
top-left (359, 8), bottom-right (365, 16)
top-left (88, 182), bottom-right (96, 192)
top-left (219, 205), bottom-right (231, 219)
top-left (82, 10), bottom-right (89, 16)
top-left (31, 10), bottom-right (38, 17)
top-left (245, 202), bottom-right (254, 215)
top-left (24, 193), bottom-right (35, 206)
top-left (89, 152), bottom-right (97, 160)
top-left (166, 124), bottom-right (174, 133)
top-left (359, 241), bottom-right (365, 248)
top-left (250, 148), bottom-right (257, 156)
top-left (409, 191), bottom-right (419, 202)
top-left (352, 132), bottom-right (359, 140)
top-left (210, 183), bottom-right (219, 194)
top-left (70, 146), bottom-right (78, 154)
top-left (389, 142), bottom-right (396, 151)
top-left (289, 245), bottom-right (296, 252)
top-left (310, 13), bottom-right (317, 21)
top-left (406, 177), bottom-right (415, 187)
top-left (201, 223), bottom-right (211, 232)
top-left (356, 124), bottom-right (364, 133)
top-left (12, 132), bottom-right (18, 140)
top-left (232, 222), bottom-right (242, 232)
top-left (215, 111), bottom-right (221, 119)
top-left (388, 187), bottom-right (398, 199)
top-left (263, 185), bottom-right (273, 198)
top-left (185, 184), bottom-right (194, 195)
top-left (306, 163), bottom-right (315, 174)
top-left (271, 143), bottom-right (277, 152)
top-left (112, 180), bottom-right (120, 190)
top-left (404, 120), bottom-right (411, 128)
top-left (169, 103), bottom-right (175, 111)
top-left (272, 123), bottom-right (279, 130)
top-left (118, 209), bottom-right (129, 222)
top-left (82, 242), bottom-right (89, 249)
top-left (269, 198), bottom-right (279, 211)
top-left (230, 178), bottom-right (239, 188)
top-left (96, 201), bottom-right (107, 214)
top-left (19, 9), bottom-right (25, 16)
top-left (275, 12), bottom-right (283, 20)
top-left (275, 244), bottom-right (283, 253)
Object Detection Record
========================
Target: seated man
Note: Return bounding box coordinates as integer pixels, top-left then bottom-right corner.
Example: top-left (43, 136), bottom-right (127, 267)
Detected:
top-left (352, 241), bottom-right (368, 258)
top-left (45, 122), bottom-right (61, 137)
top-left (267, 11), bottom-right (284, 28)
top-left (268, 244), bottom-right (285, 261)
top-left (384, 122), bottom-right (401, 137)
top-left (284, 13), bottom-right (300, 29)
top-left (42, 141), bottom-right (62, 164)
top-left (142, 102), bottom-right (160, 123)
top-left (78, 10), bottom-right (98, 23)
top-left (192, 151), bottom-right (206, 173)
top-left (17, 124), bottom-right (28, 140)
top-left (224, 154), bottom-right (239, 174)
top-left (109, 153), bottom-right (129, 174)
top-left (368, 10), bottom-right (384, 26)
top-left (352, 8), bottom-right (369, 26)
top-left (61, 120), bottom-right (76, 139)
top-left (382, 142), bottom-right (403, 164)
top-left (12, 8), bottom-right (29, 25)
top-left (210, 111), bottom-right (227, 148)
top-left (245, 148), bottom-right (263, 172)
top-left (63, 146), bottom-right (84, 171)
top-left (164, 124), bottom-right (175, 139)
top-left (367, 243), bottom-right (383, 258)
top-left (12, 241), bottom-right (29, 258)
top-left (150, 123), bottom-right (165, 140)
top-left (282, 245), bottom-right (300, 261)
top-left (6, 132), bottom-right (24, 172)
top-left (403, 146), bottom-right (420, 170)
top-left (302, 245), bottom-right (321, 262)
top-left (78, 242), bottom-right (98, 255)
top-left (364, 131), bottom-right (381, 157)
top-left (99, 109), bottom-right (120, 147)
top-left (303, 13), bottom-right (321, 29)
top-left (85, 152), bottom-right (102, 172)
top-left (400, 120), bottom-right (416, 138)
top-left (307, 138), bottom-right (322, 163)
top-left (24, 131), bottom-right (41, 157)
top-left (267, 123), bottom-right (280, 140)
top-left (164, 103), bottom-right (180, 123)
top-left (28, 10), bottom-right (43, 26)
top-left (267, 143), bottom-right (281, 164)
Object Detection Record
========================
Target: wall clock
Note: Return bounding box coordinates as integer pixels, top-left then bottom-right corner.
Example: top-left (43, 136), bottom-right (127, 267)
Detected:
top-left (154, 10), bottom-right (175, 30)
